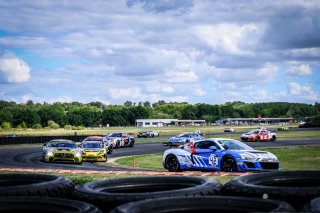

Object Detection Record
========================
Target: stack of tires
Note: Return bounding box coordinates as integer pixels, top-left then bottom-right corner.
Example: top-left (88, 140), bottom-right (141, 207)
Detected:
top-left (0, 171), bottom-right (320, 212)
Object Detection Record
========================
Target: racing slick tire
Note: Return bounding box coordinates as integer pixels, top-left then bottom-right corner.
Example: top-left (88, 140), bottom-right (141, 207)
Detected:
top-left (73, 176), bottom-right (222, 212)
top-left (164, 154), bottom-right (181, 172)
top-left (301, 197), bottom-right (320, 212)
top-left (222, 170), bottom-right (320, 211)
top-left (256, 136), bottom-right (260, 142)
top-left (108, 145), bottom-right (113, 154)
top-left (0, 197), bottom-right (102, 213)
top-left (271, 135), bottom-right (277, 141)
top-left (221, 155), bottom-right (238, 172)
top-left (110, 195), bottom-right (295, 213)
top-left (115, 140), bottom-right (120, 149)
top-left (0, 174), bottom-right (75, 197)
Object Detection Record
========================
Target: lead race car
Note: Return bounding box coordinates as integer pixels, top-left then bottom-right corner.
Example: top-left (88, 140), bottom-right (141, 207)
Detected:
top-left (163, 138), bottom-right (279, 172)
top-left (42, 139), bottom-right (83, 164)
top-left (241, 128), bottom-right (277, 142)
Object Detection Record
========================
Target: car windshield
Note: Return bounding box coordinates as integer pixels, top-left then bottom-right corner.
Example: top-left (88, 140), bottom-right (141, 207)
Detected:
top-left (50, 142), bottom-right (76, 148)
top-left (248, 130), bottom-right (260, 134)
top-left (108, 133), bottom-right (122, 137)
top-left (178, 133), bottom-right (190, 137)
top-left (217, 139), bottom-right (253, 150)
top-left (83, 143), bottom-right (103, 148)
top-left (83, 137), bottom-right (103, 142)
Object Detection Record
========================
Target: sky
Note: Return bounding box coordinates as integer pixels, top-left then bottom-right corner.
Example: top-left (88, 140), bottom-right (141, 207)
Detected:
top-left (0, 0), bottom-right (319, 105)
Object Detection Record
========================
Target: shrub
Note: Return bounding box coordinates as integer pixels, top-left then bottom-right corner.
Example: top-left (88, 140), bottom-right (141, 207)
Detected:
top-left (1, 122), bottom-right (12, 130)
top-left (32, 123), bottom-right (42, 129)
top-left (47, 120), bottom-right (60, 129)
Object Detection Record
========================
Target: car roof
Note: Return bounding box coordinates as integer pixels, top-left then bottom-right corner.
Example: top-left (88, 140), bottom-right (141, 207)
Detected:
top-left (86, 136), bottom-right (102, 138)
top-left (49, 139), bottom-right (73, 143)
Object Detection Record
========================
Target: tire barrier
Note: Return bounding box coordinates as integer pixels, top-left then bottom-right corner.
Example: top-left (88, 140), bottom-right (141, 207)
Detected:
top-left (110, 196), bottom-right (295, 213)
top-left (73, 176), bottom-right (222, 212)
top-left (0, 197), bottom-right (102, 213)
top-left (222, 170), bottom-right (320, 211)
top-left (0, 174), bottom-right (75, 197)
top-left (0, 135), bottom-right (87, 145)
top-left (302, 197), bottom-right (320, 212)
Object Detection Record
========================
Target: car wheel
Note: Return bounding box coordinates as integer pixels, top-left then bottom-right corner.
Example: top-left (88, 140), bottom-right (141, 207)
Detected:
top-left (222, 170), bottom-right (320, 211)
top-left (115, 141), bottom-right (120, 149)
top-left (108, 145), bottom-right (113, 154)
top-left (110, 196), bottom-right (295, 213)
top-left (0, 197), bottom-right (102, 213)
top-left (302, 197), bottom-right (320, 212)
top-left (0, 174), bottom-right (74, 197)
top-left (165, 154), bottom-right (181, 172)
top-left (221, 156), bottom-right (238, 172)
top-left (129, 140), bottom-right (134, 147)
top-left (271, 135), bottom-right (276, 141)
top-left (256, 136), bottom-right (260, 142)
top-left (73, 176), bottom-right (221, 213)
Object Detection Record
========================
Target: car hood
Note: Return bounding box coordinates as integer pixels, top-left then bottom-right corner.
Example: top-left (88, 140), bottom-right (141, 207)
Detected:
top-left (234, 150), bottom-right (278, 161)
top-left (50, 148), bottom-right (77, 152)
top-left (82, 148), bottom-right (103, 152)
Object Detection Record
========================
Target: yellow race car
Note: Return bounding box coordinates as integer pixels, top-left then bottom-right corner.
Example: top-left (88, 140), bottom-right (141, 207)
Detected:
top-left (42, 139), bottom-right (83, 164)
top-left (81, 141), bottom-right (107, 162)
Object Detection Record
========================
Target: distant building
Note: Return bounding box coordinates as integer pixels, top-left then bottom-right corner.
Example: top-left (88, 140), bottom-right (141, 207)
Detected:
top-left (135, 119), bottom-right (206, 127)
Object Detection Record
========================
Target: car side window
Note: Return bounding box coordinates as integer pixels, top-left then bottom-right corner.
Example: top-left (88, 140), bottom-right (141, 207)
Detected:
top-left (195, 141), bottom-right (218, 149)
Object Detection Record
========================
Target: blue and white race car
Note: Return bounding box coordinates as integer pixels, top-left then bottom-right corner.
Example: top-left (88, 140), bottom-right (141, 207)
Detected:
top-left (163, 138), bottom-right (279, 172)
top-left (163, 132), bottom-right (205, 146)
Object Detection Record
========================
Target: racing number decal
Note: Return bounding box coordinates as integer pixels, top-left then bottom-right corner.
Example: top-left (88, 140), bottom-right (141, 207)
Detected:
top-left (209, 154), bottom-right (218, 167)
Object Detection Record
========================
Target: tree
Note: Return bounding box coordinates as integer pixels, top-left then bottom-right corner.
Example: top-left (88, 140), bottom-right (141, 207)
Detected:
top-left (47, 120), bottom-right (60, 129)
top-left (1, 122), bottom-right (12, 130)
top-left (124, 101), bottom-right (133, 107)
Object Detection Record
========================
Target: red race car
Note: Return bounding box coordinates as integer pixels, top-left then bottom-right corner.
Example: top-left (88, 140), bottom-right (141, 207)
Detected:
top-left (240, 129), bottom-right (277, 142)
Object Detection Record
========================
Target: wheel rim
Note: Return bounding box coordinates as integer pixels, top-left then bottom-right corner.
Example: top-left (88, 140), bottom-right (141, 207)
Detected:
top-left (222, 157), bottom-right (237, 172)
top-left (166, 156), bottom-right (179, 172)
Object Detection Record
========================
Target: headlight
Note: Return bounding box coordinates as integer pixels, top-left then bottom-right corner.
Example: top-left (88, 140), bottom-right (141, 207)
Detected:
top-left (74, 152), bottom-right (81, 158)
top-left (46, 150), bottom-right (53, 157)
top-left (239, 153), bottom-right (256, 161)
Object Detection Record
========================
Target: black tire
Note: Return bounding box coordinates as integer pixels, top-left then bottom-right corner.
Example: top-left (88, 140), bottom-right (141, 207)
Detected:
top-left (108, 145), bottom-right (113, 154)
top-left (129, 139), bottom-right (134, 147)
top-left (115, 141), bottom-right (120, 149)
top-left (0, 197), bottom-right (102, 213)
top-left (73, 176), bottom-right (221, 212)
top-left (302, 197), bottom-right (320, 212)
top-left (271, 135), bottom-right (276, 141)
top-left (221, 155), bottom-right (238, 172)
top-left (110, 195), bottom-right (295, 213)
top-left (165, 154), bottom-right (181, 172)
top-left (256, 136), bottom-right (260, 142)
top-left (0, 174), bottom-right (75, 197)
top-left (222, 170), bottom-right (320, 211)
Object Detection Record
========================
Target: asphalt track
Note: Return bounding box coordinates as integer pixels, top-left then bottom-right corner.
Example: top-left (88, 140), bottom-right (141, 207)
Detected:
top-left (0, 138), bottom-right (319, 172)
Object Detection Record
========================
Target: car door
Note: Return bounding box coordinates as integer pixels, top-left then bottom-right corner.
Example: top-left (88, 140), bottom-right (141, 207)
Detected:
top-left (260, 130), bottom-right (268, 140)
top-left (193, 140), bottom-right (220, 169)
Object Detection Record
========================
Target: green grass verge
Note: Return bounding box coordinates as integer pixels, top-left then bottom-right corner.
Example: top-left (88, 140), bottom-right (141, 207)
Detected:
top-left (115, 146), bottom-right (320, 171)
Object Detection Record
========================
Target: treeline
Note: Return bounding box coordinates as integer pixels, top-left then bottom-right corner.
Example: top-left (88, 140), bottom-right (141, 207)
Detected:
top-left (0, 100), bottom-right (319, 129)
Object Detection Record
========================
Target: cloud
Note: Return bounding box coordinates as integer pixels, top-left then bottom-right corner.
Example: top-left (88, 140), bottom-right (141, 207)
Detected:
top-left (0, 53), bottom-right (31, 83)
top-left (164, 70), bottom-right (198, 84)
top-left (289, 82), bottom-right (319, 100)
top-left (286, 64), bottom-right (312, 76)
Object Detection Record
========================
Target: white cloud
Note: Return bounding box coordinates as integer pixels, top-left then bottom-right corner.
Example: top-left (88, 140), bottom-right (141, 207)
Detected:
top-left (286, 64), bottom-right (312, 76)
top-left (193, 23), bottom-right (262, 56)
top-left (164, 70), bottom-right (199, 84)
top-left (289, 82), bottom-right (319, 100)
top-left (0, 53), bottom-right (31, 83)
top-left (108, 88), bottom-right (142, 99)
top-left (257, 63), bottom-right (278, 77)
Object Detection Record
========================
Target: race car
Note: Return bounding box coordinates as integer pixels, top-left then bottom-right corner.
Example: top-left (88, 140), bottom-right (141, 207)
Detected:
top-left (82, 136), bottom-right (113, 154)
top-left (42, 139), bottom-right (82, 164)
top-left (224, 127), bottom-right (235, 132)
top-left (104, 132), bottom-right (135, 149)
top-left (81, 141), bottom-right (107, 162)
top-left (163, 132), bottom-right (204, 146)
top-left (137, 130), bottom-right (159, 138)
top-left (240, 129), bottom-right (277, 142)
top-left (163, 138), bottom-right (279, 172)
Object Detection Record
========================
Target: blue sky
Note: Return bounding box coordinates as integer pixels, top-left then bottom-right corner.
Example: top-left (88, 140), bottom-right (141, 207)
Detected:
top-left (0, 0), bottom-right (319, 104)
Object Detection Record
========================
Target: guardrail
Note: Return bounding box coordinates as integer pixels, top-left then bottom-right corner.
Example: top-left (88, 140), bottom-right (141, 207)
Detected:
top-left (0, 136), bottom-right (88, 145)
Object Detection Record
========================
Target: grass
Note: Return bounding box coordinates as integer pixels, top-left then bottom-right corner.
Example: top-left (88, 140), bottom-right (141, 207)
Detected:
top-left (115, 146), bottom-right (320, 171)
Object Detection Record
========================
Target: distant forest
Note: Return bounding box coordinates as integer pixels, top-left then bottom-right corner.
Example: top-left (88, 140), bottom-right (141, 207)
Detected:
top-left (0, 100), bottom-right (319, 129)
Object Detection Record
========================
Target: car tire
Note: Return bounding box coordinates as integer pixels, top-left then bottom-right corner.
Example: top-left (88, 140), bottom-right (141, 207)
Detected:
top-left (301, 197), bottom-right (320, 212)
top-left (165, 154), bottom-right (181, 172)
top-left (271, 135), bottom-right (276, 141)
top-left (115, 141), bottom-right (120, 149)
top-left (108, 145), bottom-right (113, 154)
top-left (222, 170), bottom-right (320, 211)
top-left (221, 155), bottom-right (238, 172)
top-left (0, 197), bottom-right (102, 213)
top-left (0, 174), bottom-right (75, 197)
top-left (73, 176), bottom-right (222, 213)
top-left (110, 195), bottom-right (295, 213)
top-left (256, 136), bottom-right (260, 142)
